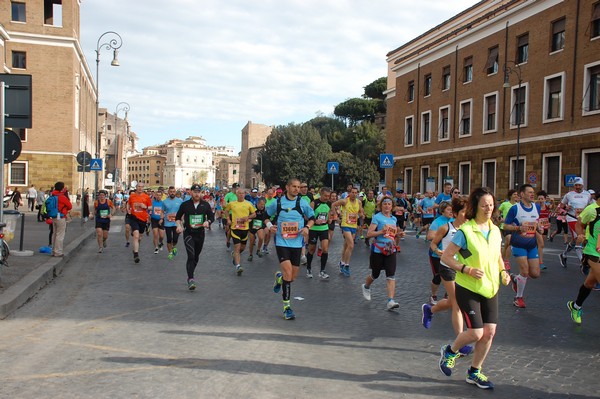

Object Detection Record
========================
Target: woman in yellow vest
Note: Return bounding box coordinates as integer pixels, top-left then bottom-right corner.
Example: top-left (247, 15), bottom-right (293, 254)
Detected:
top-left (439, 187), bottom-right (511, 389)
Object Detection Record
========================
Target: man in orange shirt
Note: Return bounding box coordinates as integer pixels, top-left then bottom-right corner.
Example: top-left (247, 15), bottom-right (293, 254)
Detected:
top-left (127, 183), bottom-right (152, 263)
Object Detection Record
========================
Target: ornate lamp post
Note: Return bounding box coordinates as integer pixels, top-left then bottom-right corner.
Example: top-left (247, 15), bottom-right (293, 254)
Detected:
top-left (503, 61), bottom-right (523, 189)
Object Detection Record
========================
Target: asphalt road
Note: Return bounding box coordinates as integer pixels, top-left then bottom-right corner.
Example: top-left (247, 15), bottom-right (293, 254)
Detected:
top-left (0, 221), bottom-right (598, 399)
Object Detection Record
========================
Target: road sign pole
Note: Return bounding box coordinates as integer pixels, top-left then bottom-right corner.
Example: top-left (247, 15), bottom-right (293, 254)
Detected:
top-left (331, 174), bottom-right (334, 192)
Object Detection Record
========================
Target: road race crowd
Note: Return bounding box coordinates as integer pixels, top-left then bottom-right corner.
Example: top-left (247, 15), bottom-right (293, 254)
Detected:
top-left (21, 177), bottom-right (600, 390)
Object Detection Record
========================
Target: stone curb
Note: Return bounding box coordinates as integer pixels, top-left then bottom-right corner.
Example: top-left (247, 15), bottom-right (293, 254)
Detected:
top-left (0, 227), bottom-right (95, 319)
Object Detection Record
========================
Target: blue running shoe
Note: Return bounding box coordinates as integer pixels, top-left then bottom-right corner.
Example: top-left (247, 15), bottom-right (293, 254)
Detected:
top-left (172, 247), bottom-right (178, 256)
top-left (439, 345), bottom-right (458, 376)
top-left (273, 271), bottom-right (283, 293)
top-left (343, 265), bottom-right (350, 277)
top-left (421, 304), bottom-right (433, 329)
top-left (283, 306), bottom-right (295, 320)
top-left (540, 263), bottom-right (547, 270)
top-left (466, 369), bottom-right (494, 389)
top-left (458, 345), bottom-right (473, 357)
top-left (339, 261), bottom-right (345, 274)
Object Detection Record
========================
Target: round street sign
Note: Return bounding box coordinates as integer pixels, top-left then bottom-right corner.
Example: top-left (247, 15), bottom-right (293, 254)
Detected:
top-left (4, 129), bottom-right (22, 164)
top-left (77, 151), bottom-right (92, 166)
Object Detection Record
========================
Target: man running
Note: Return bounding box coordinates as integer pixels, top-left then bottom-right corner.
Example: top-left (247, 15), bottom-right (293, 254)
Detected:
top-left (223, 183), bottom-right (239, 249)
top-left (150, 188), bottom-right (166, 254)
top-left (504, 184), bottom-right (542, 308)
top-left (267, 178), bottom-right (315, 320)
top-left (127, 183), bottom-right (152, 263)
top-left (363, 189), bottom-right (377, 247)
top-left (307, 187), bottom-right (332, 279)
top-left (417, 191), bottom-right (436, 240)
top-left (93, 190), bottom-right (115, 253)
top-left (163, 186), bottom-right (183, 260)
top-left (498, 189), bottom-right (519, 270)
top-left (175, 184), bottom-right (214, 290)
top-left (224, 187), bottom-right (256, 275)
top-left (332, 186), bottom-right (364, 276)
top-left (248, 198), bottom-right (268, 261)
top-left (558, 177), bottom-right (592, 268)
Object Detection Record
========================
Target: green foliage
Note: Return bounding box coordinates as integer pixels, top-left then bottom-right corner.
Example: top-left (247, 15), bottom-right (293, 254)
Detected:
top-left (333, 98), bottom-right (379, 126)
top-left (345, 122), bottom-right (386, 164)
top-left (363, 77), bottom-right (387, 100)
top-left (305, 116), bottom-right (347, 153)
top-left (329, 151), bottom-right (381, 191)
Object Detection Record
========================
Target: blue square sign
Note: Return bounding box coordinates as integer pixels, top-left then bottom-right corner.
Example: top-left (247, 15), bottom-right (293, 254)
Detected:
top-left (379, 154), bottom-right (394, 169)
top-left (327, 162), bottom-right (339, 174)
top-left (90, 158), bottom-right (103, 171)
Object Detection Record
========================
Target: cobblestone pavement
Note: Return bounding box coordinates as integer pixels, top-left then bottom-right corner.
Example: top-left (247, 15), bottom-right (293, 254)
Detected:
top-left (0, 220), bottom-right (597, 398)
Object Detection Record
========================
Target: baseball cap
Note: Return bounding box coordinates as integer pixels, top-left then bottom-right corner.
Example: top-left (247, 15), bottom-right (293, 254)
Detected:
top-left (251, 188), bottom-right (258, 193)
top-left (276, 188), bottom-right (283, 193)
top-left (396, 189), bottom-right (404, 193)
top-left (190, 184), bottom-right (202, 191)
top-left (588, 189), bottom-right (595, 195)
top-left (574, 177), bottom-right (584, 185)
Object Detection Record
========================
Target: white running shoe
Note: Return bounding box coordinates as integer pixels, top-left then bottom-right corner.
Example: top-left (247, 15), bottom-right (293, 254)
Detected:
top-left (362, 284), bottom-right (371, 301)
top-left (387, 299), bottom-right (400, 310)
top-left (319, 271), bottom-right (329, 279)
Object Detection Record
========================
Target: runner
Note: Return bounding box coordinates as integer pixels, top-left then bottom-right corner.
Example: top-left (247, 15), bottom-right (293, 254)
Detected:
top-left (175, 184), bottom-right (214, 290)
top-left (332, 187), bottom-right (364, 276)
top-left (498, 189), bottom-right (519, 270)
top-left (163, 186), bottom-right (183, 260)
top-left (504, 184), bottom-right (542, 308)
top-left (93, 190), bottom-right (115, 253)
top-left (123, 189), bottom-right (134, 248)
top-left (426, 201), bottom-right (453, 305)
top-left (362, 189), bottom-right (377, 247)
top-left (535, 191), bottom-right (553, 270)
top-left (113, 190), bottom-right (123, 213)
top-left (247, 198), bottom-right (268, 261)
top-left (299, 182), bottom-right (313, 265)
top-left (262, 188), bottom-right (276, 254)
top-left (150, 188), bottom-right (166, 254)
top-left (224, 187), bottom-right (256, 275)
top-left (307, 187), bottom-right (332, 279)
top-left (361, 196), bottom-right (405, 310)
top-left (267, 178), bottom-right (315, 320)
top-left (566, 189), bottom-right (600, 324)
top-left (127, 183), bottom-right (152, 263)
top-left (223, 183), bottom-right (239, 249)
top-left (439, 187), bottom-right (511, 389)
top-left (328, 191), bottom-right (339, 243)
top-left (435, 182), bottom-right (453, 208)
top-left (558, 177), bottom-right (592, 268)
top-left (416, 191), bottom-right (436, 240)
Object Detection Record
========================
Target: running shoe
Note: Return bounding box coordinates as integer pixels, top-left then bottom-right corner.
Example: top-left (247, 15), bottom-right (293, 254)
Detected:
top-left (300, 255), bottom-right (307, 265)
top-left (125, 242), bottom-right (130, 248)
top-left (172, 248), bottom-right (178, 256)
top-left (98, 247), bottom-right (103, 253)
top-left (594, 283), bottom-right (600, 291)
top-left (236, 265), bottom-right (244, 276)
top-left (567, 301), bottom-right (582, 324)
top-left (361, 284), bottom-right (371, 301)
top-left (306, 269), bottom-right (313, 278)
top-left (158, 242), bottom-right (164, 251)
top-left (387, 299), bottom-right (400, 310)
top-left (256, 250), bottom-right (263, 258)
top-left (415, 233), bottom-right (420, 239)
top-left (231, 251), bottom-right (236, 266)
top-left (439, 345), bottom-right (458, 376)
top-left (247, 254), bottom-right (253, 262)
top-left (283, 306), bottom-right (295, 320)
top-left (510, 274), bottom-right (517, 294)
top-left (513, 297), bottom-right (526, 308)
top-left (466, 369), bottom-right (494, 389)
top-left (262, 246), bottom-right (270, 254)
top-left (168, 252), bottom-right (174, 261)
top-left (458, 345), bottom-right (473, 357)
top-left (342, 265), bottom-right (351, 277)
top-left (187, 279), bottom-right (196, 291)
top-left (154, 248), bottom-right (159, 254)
top-left (134, 255), bottom-right (140, 264)
top-left (558, 253), bottom-right (567, 268)
top-left (273, 271), bottom-right (283, 293)
top-left (339, 261), bottom-right (345, 274)
top-left (540, 263), bottom-right (547, 270)
top-left (429, 295), bottom-right (438, 305)
top-left (319, 271), bottom-right (329, 279)
top-left (421, 304), bottom-right (433, 329)
top-left (549, 235), bottom-right (554, 242)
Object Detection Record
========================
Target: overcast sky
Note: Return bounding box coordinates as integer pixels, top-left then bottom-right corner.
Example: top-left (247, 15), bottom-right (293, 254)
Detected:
top-left (80, 0), bottom-right (479, 152)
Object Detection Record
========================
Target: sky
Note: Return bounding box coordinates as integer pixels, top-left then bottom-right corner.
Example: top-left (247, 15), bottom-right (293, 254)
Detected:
top-left (80, 0), bottom-right (479, 152)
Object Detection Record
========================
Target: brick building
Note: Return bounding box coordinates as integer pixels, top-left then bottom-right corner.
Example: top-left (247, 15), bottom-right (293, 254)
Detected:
top-left (1, 1), bottom-right (97, 195)
top-left (239, 121), bottom-right (272, 189)
top-left (385, 0), bottom-right (600, 198)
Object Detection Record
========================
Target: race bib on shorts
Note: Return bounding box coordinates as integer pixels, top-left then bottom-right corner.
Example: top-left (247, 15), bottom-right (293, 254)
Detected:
top-left (281, 221), bottom-right (299, 239)
top-left (189, 214), bottom-right (204, 228)
top-left (384, 224), bottom-right (397, 239)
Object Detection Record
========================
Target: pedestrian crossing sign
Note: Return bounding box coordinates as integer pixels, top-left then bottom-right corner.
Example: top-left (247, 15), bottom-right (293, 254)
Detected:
top-left (565, 174), bottom-right (577, 187)
top-left (379, 154), bottom-right (394, 169)
top-left (327, 161), bottom-right (339, 174)
top-left (90, 158), bottom-right (103, 171)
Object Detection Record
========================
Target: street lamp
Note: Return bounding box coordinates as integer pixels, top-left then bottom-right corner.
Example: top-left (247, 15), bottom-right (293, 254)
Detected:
top-left (257, 150), bottom-right (263, 189)
top-left (503, 61), bottom-right (523, 190)
top-left (114, 102), bottom-right (130, 191)
top-left (94, 31), bottom-right (123, 197)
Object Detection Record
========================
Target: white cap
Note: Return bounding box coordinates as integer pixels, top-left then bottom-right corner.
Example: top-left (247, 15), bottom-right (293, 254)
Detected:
top-left (574, 177), bottom-right (584, 185)
top-left (589, 189), bottom-right (595, 195)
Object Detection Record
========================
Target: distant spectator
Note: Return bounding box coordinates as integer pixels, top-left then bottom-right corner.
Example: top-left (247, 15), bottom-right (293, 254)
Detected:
top-left (27, 184), bottom-right (37, 211)
top-left (36, 188), bottom-right (47, 222)
top-left (10, 188), bottom-right (22, 210)
top-left (51, 181), bottom-right (73, 257)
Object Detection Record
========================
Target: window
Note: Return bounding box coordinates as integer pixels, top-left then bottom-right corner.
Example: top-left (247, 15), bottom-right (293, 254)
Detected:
top-left (438, 106), bottom-right (450, 140)
top-left (442, 66), bottom-right (451, 91)
top-left (12, 51), bottom-right (26, 69)
top-left (517, 34), bottom-right (529, 64)
top-left (9, 161), bottom-right (27, 186)
top-left (463, 57), bottom-right (473, 83)
top-left (44, 0), bottom-right (63, 26)
top-left (459, 162), bottom-right (471, 196)
top-left (483, 93), bottom-right (497, 133)
top-left (583, 63), bottom-right (600, 114)
top-left (459, 100), bottom-right (472, 136)
top-left (510, 84), bottom-right (528, 127)
top-left (482, 160), bottom-right (496, 191)
top-left (542, 154), bottom-right (561, 196)
top-left (407, 80), bottom-right (415, 102)
top-left (544, 74), bottom-right (564, 121)
top-left (583, 149), bottom-right (600, 191)
top-left (510, 157), bottom-right (526, 189)
top-left (404, 168), bottom-right (413, 194)
top-left (592, 3), bottom-right (600, 39)
top-left (438, 164), bottom-right (449, 190)
top-left (421, 166), bottom-right (430, 193)
top-left (424, 74), bottom-right (432, 97)
top-left (421, 111), bottom-right (431, 144)
top-left (11, 2), bottom-right (26, 22)
top-left (14, 128), bottom-right (27, 141)
top-left (485, 47), bottom-right (499, 75)
top-left (551, 18), bottom-right (566, 52)
top-left (405, 116), bottom-right (414, 146)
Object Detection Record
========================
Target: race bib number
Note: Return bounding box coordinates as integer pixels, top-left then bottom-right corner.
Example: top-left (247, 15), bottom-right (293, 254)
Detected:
top-left (189, 214), bottom-right (204, 228)
top-left (153, 207), bottom-right (162, 216)
top-left (346, 213), bottom-right (358, 225)
top-left (521, 221), bottom-right (537, 237)
top-left (99, 209), bottom-right (109, 218)
top-left (538, 217), bottom-right (550, 229)
top-left (425, 208), bottom-right (434, 215)
top-left (235, 218), bottom-right (246, 229)
top-left (383, 224), bottom-right (397, 239)
top-left (252, 219), bottom-right (263, 229)
top-left (316, 212), bottom-right (328, 225)
top-left (167, 213), bottom-right (177, 222)
top-left (281, 221), bottom-right (299, 239)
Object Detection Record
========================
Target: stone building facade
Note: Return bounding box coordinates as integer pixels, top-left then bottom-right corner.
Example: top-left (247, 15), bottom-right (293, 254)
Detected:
top-left (239, 121), bottom-right (272, 189)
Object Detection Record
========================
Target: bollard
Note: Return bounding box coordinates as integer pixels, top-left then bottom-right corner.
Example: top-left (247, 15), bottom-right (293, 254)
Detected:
top-left (19, 211), bottom-right (24, 252)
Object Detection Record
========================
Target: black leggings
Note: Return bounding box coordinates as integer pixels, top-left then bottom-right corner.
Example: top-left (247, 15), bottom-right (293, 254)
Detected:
top-left (165, 226), bottom-right (180, 245)
top-left (554, 220), bottom-right (568, 235)
top-left (455, 284), bottom-right (499, 329)
top-left (183, 232), bottom-right (205, 279)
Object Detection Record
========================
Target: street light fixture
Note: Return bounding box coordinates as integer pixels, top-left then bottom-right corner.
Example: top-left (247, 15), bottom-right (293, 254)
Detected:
top-left (94, 31), bottom-right (123, 197)
top-left (114, 102), bottom-right (130, 191)
top-left (503, 61), bottom-right (523, 190)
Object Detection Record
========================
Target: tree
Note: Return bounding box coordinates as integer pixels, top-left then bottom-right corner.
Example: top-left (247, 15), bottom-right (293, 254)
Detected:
top-left (255, 123), bottom-right (332, 187)
top-left (363, 77), bottom-right (387, 100)
top-left (346, 122), bottom-right (385, 164)
top-left (333, 98), bottom-right (379, 126)
top-left (329, 151), bottom-right (380, 191)
top-left (305, 116), bottom-right (347, 153)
